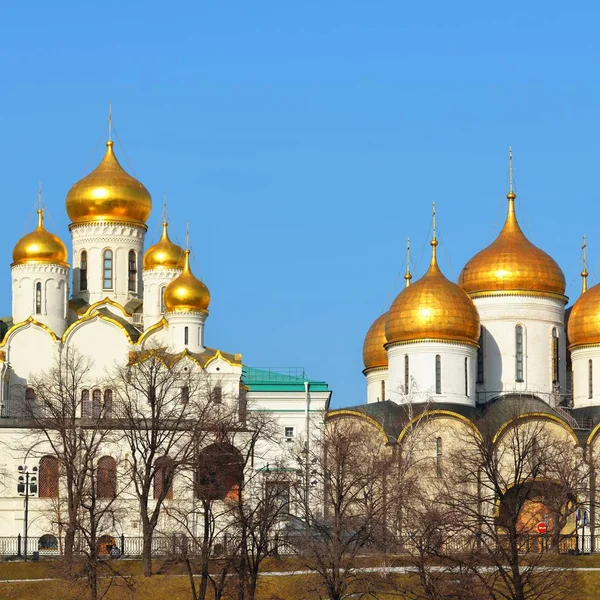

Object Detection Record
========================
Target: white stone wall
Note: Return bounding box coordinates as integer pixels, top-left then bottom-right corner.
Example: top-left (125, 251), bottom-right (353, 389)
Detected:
top-left (387, 340), bottom-right (477, 406)
top-left (11, 264), bottom-right (69, 336)
top-left (142, 267), bottom-right (182, 328)
top-left (166, 311), bottom-right (207, 353)
top-left (570, 346), bottom-right (600, 408)
top-left (474, 295), bottom-right (566, 402)
top-left (365, 368), bottom-right (388, 404)
top-left (70, 222), bottom-right (145, 306)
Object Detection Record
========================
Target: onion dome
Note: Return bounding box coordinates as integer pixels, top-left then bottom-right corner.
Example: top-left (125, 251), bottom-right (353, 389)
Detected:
top-left (143, 221), bottom-right (184, 270)
top-left (66, 141), bottom-right (152, 226)
top-left (164, 250), bottom-right (210, 313)
top-left (386, 239), bottom-right (480, 346)
top-left (12, 209), bottom-right (68, 267)
top-left (567, 284), bottom-right (600, 348)
top-left (459, 190), bottom-right (565, 299)
top-left (363, 312), bottom-right (388, 371)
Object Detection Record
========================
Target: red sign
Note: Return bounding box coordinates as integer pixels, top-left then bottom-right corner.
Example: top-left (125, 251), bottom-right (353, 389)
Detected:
top-left (537, 522), bottom-right (547, 535)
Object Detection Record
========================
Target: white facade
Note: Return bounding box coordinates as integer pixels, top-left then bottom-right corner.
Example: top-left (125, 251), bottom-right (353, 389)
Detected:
top-left (142, 267), bottom-right (181, 328)
top-left (570, 346), bottom-right (600, 408)
top-left (365, 368), bottom-right (388, 404)
top-left (166, 311), bottom-right (207, 353)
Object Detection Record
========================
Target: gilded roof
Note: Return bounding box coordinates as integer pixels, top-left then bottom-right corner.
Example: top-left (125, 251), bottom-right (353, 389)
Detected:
top-left (13, 209), bottom-right (68, 267)
top-left (164, 250), bottom-right (210, 313)
top-left (567, 283), bottom-right (600, 348)
top-left (143, 221), bottom-right (184, 270)
top-left (459, 192), bottom-right (566, 298)
top-left (363, 312), bottom-right (388, 371)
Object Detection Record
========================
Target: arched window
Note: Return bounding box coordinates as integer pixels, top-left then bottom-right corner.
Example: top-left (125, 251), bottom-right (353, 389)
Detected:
top-left (35, 282), bottom-right (42, 315)
top-left (211, 385), bottom-right (223, 405)
top-left (92, 389), bottom-right (102, 419)
top-left (97, 456), bottom-right (117, 499)
top-left (80, 250), bottom-right (88, 291)
top-left (515, 325), bottom-right (524, 382)
top-left (103, 250), bottom-right (113, 290)
top-left (160, 286), bottom-right (166, 313)
top-left (435, 355), bottom-right (442, 394)
top-left (25, 387), bottom-right (35, 416)
top-left (39, 455), bottom-right (59, 498)
top-left (436, 437), bottom-right (442, 478)
top-left (153, 457), bottom-right (174, 500)
top-left (404, 355), bottom-right (409, 393)
top-left (38, 534), bottom-right (58, 552)
top-left (103, 389), bottom-right (113, 418)
top-left (81, 389), bottom-right (90, 418)
top-left (552, 328), bottom-right (559, 384)
top-left (589, 360), bottom-right (593, 399)
top-left (184, 326), bottom-right (189, 346)
top-left (181, 386), bottom-right (190, 404)
top-left (464, 357), bottom-right (468, 396)
top-left (128, 250), bottom-right (137, 292)
top-left (380, 380), bottom-right (385, 402)
top-left (196, 444), bottom-right (242, 502)
top-left (477, 329), bottom-right (484, 384)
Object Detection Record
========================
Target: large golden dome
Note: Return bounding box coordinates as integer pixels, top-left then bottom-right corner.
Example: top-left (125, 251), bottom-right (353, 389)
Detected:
top-left (459, 190), bottom-right (566, 299)
top-left (13, 209), bottom-right (68, 267)
top-left (386, 240), bottom-right (480, 346)
top-left (143, 221), bottom-right (184, 270)
top-left (164, 250), bottom-right (210, 313)
top-left (567, 284), bottom-right (600, 348)
top-left (363, 312), bottom-right (388, 371)
top-left (66, 141), bottom-right (152, 226)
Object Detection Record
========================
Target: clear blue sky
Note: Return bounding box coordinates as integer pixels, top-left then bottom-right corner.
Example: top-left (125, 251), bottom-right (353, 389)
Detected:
top-left (1, 1), bottom-right (598, 408)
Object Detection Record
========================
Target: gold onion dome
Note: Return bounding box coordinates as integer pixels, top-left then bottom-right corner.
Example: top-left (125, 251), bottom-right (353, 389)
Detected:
top-left (385, 240), bottom-right (480, 346)
top-left (66, 141), bottom-right (152, 226)
top-left (13, 209), bottom-right (68, 267)
top-left (164, 250), bottom-right (210, 313)
top-left (567, 283), bottom-right (600, 348)
top-left (363, 312), bottom-right (388, 371)
top-left (458, 190), bottom-right (566, 298)
top-left (143, 221), bottom-right (184, 270)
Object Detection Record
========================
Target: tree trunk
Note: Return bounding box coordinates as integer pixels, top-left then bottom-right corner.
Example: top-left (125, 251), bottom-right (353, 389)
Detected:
top-left (198, 506), bottom-right (210, 600)
top-left (142, 528), bottom-right (153, 577)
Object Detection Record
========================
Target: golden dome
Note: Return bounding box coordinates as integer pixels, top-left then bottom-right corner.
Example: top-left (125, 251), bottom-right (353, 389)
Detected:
top-left (164, 250), bottom-right (210, 313)
top-left (363, 312), bottom-right (388, 371)
top-left (66, 141), bottom-right (152, 226)
top-left (459, 191), bottom-right (566, 299)
top-left (12, 209), bottom-right (68, 267)
top-left (386, 240), bottom-right (480, 346)
top-left (567, 284), bottom-right (600, 348)
top-left (143, 221), bottom-right (184, 270)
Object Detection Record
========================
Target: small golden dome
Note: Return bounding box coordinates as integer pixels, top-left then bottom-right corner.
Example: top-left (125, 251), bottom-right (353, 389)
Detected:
top-left (567, 284), bottom-right (600, 348)
top-left (143, 221), bottom-right (184, 270)
top-left (459, 191), bottom-right (566, 298)
top-left (66, 141), bottom-right (152, 226)
top-left (164, 250), bottom-right (210, 313)
top-left (363, 312), bottom-right (388, 371)
top-left (12, 209), bottom-right (68, 267)
top-left (386, 240), bottom-right (480, 346)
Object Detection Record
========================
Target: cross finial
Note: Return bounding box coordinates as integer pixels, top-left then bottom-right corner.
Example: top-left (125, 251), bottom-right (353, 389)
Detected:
top-left (509, 146), bottom-right (514, 194)
top-left (185, 221), bottom-right (190, 250)
top-left (404, 237), bottom-right (412, 287)
top-left (162, 192), bottom-right (168, 224)
top-left (108, 100), bottom-right (112, 141)
top-left (582, 234), bottom-right (589, 294)
top-left (432, 202), bottom-right (437, 242)
top-left (37, 181), bottom-right (43, 210)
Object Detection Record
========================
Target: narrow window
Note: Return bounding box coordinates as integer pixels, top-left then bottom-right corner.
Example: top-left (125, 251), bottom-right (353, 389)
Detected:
top-left (211, 385), bottom-right (223, 405)
top-left (181, 386), bottom-right (189, 404)
top-left (154, 457), bottom-right (174, 500)
top-left (80, 251), bottom-right (88, 291)
top-left (81, 389), bottom-right (90, 418)
top-left (92, 389), bottom-right (102, 419)
top-left (97, 456), bottom-right (117, 499)
top-left (515, 325), bottom-right (524, 382)
top-left (103, 389), bottom-right (113, 418)
top-left (552, 328), bottom-right (559, 384)
top-left (184, 326), bottom-right (189, 346)
top-left (35, 282), bottom-right (42, 315)
top-left (380, 380), bottom-right (385, 402)
top-left (404, 355), bottom-right (409, 393)
top-left (477, 329), bottom-right (484, 384)
top-left (435, 355), bottom-right (442, 394)
top-left (465, 357), bottom-right (468, 397)
top-left (39, 456), bottom-right (59, 498)
top-left (128, 250), bottom-right (137, 292)
top-left (103, 250), bottom-right (113, 290)
top-left (160, 287), bottom-right (166, 313)
top-left (25, 387), bottom-right (35, 416)
top-left (436, 437), bottom-right (442, 478)
top-left (589, 360), bottom-right (593, 399)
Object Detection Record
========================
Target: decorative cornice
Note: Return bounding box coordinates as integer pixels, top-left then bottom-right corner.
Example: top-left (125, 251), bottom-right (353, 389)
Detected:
top-left (69, 221), bottom-right (147, 234)
top-left (138, 317), bottom-right (168, 344)
top-left (362, 365), bottom-right (388, 376)
top-left (61, 312), bottom-right (134, 344)
top-left (469, 289), bottom-right (568, 303)
top-left (0, 316), bottom-right (58, 347)
top-left (142, 268), bottom-right (182, 280)
top-left (385, 337), bottom-right (478, 349)
top-left (11, 263), bottom-right (70, 274)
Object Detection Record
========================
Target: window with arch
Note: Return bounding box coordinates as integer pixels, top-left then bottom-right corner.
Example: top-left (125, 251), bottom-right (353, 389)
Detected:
top-left (97, 456), bottom-right (117, 499)
top-left (128, 250), bottom-right (137, 292)
top-left (436, 437), bottom-right (442, 478)
top-left (435, 355), bottom-right (442, 394)
top-left (39, 455), bottom-right (59, 498)
top-left (92, 389), bottom-right (102, 419)
top-left (404, 355), bottom-right (409, 393)
top-left (464, 357), bottom-right (468, 397)
top-left (184, 326), bottom-right (189, 346)
top-left (35, 282), bottom-right (42, 315)
top-left (102, 250), bottom-right (113, 290)
top-left (153, 456), bottom-right (174, 500)
top-left (589, 360), bottom-right (593, 399)
top-left (38, 534), bottom-right (58, 552)
top-left (477, 329), bottom-right (484, 384)
top-left (515, 325), bottom-right (524, 382)
top-left (211, 385), bottom-right (223, 405)
top-left (380, 380), bottom-right (385, 402)
top-left (181, 386), bottom-right (190, 404)
top-left (104, 389), bottom-right (113, 418)
top-left (552, 328), bottom-right (559, 384)
top-left (81, 389), bottom-right (90, 418)
top-left (160, 286), bottom-right (166, 313)
top-left (25, 387), bottom-right (35, 415)
top-left (80, 250), bottom-right (88, 291)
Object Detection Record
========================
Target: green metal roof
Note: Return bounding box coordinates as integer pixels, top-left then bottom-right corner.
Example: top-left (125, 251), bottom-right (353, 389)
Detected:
top-left (242, 366), bottom-right (329, 392)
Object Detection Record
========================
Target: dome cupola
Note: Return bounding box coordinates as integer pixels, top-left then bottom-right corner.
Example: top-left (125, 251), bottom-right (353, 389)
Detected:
top-left (164, 250), bottom-right (210, 313)
top-left (363, 312), bottom-right (388, 371)
top-left (66, 140), bottom-right (152, 226)
top-left (143, 221), bottom-right (184, 270)
top-left (12, 209), bottom-right (68, 267)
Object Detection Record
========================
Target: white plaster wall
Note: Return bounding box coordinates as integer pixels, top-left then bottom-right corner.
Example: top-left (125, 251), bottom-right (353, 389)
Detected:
top-left (142, 268), bottom-right (182, 328)
top-left (571, 346), bottom-right (600, 408)
top-left (167, 312), bottom-right (207, 353)
top-left (365, 368), bottom-right (388, 404)
top-left (70, 222), bottom-right (145, 306)
top-left (474, 295), bottom-right (566, 402)
top-left (388, 341), bottom-right (477, 406)
top-left (11, 264), bottom-right (69, 336)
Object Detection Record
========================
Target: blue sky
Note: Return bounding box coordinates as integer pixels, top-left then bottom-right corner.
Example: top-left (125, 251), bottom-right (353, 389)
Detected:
top-left (0, 1), bottom-right (598, 407)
